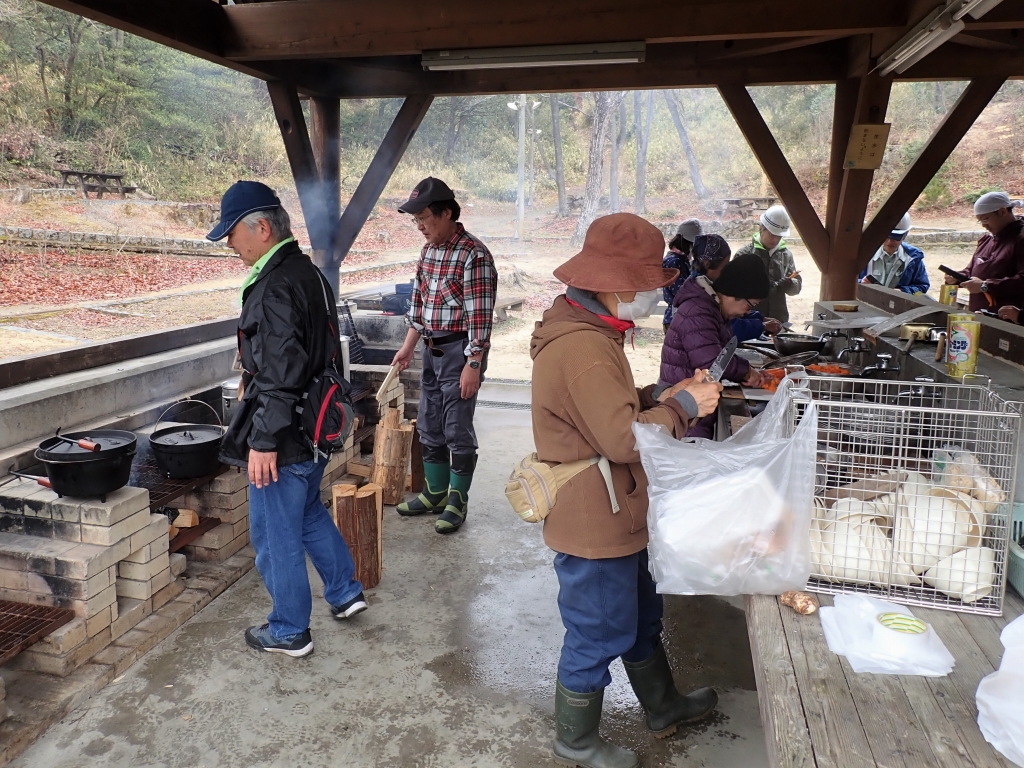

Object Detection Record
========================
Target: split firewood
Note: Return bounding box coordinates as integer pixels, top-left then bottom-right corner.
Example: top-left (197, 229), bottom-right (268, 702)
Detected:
top-left (173, 509), bottom-right (199, 528)
top-left (168, 525), bottom-right (179, 540)
top-left (780, 591), bottom-right (819, 615)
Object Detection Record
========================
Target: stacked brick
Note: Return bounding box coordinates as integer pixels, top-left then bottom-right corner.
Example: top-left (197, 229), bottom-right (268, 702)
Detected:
top-left (0, 482), bottom-right (179, 677)
top-left (350, 363), bottom-right (411, 419)
top-left (167, 469), bottom-right (250, 562)
top-left (319, 433), bottom-right (360, 505)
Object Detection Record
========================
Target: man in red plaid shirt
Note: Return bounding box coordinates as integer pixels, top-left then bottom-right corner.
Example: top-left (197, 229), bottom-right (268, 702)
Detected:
top-left (392, 178), bottom-right (497, 533)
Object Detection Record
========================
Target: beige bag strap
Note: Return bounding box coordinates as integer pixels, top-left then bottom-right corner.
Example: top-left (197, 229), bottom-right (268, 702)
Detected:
top-left (595, 456), bottom-right (620, 514)
top-left (549, 455), bottom-right (619, 514)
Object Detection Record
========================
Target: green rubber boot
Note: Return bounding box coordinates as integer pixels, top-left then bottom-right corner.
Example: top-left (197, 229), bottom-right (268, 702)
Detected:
top-left (552, 681), bottom-right (639, 768)
top-left (622, 638), bottom-right (718, 738)
top-left (397, 460), bottom-right (449, 516)
top-left (435, 453), bottom-right (475, 534)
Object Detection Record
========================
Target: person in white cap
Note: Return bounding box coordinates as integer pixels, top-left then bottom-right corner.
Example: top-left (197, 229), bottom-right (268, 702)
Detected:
top-left (733, 204), bottom-right (801, 324)
top-left (858, 213), bottom-right (929, 294)
top-left (945, 191), bottom-right (1024, 312)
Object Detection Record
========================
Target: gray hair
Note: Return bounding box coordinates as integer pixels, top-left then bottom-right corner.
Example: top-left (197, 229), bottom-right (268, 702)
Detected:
top-left (240, 206), bottom-right (293, 241)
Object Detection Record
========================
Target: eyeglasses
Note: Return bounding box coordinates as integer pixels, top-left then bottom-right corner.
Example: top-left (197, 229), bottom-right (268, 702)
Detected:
top-left (412, 212), bottom-right (434, 225)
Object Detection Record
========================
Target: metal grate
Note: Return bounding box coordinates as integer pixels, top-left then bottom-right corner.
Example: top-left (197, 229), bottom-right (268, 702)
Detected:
top-left (0, 600), bottom-right (76, 666)
top-left (130, 454), bottom-right (228, 510)
top-left (790, 376), bottom-right (1022, 616)
top-left (337, 303), bottom-right (366, 364)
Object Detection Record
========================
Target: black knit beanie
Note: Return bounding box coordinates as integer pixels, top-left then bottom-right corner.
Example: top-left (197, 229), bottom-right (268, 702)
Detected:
top-left (713, 252), bottom-right (770, 299)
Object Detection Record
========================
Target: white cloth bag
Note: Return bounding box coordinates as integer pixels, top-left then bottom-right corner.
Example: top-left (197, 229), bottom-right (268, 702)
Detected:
top-left (635, 376), bottom-right (816, 596)
top-left (977, 615), bottom-right (1024, 767)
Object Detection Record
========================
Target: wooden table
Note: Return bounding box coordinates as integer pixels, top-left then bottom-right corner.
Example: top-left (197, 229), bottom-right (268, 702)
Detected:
top-left (746, 589), bottom-right (1023, 767)
top-left (59, 170), bottom-right (137, 199)
top-left (712, 195), bottom-right (779, 220)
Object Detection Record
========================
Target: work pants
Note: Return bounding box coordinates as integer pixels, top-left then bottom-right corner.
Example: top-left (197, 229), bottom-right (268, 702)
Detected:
top-left (417, 337), bottom-right (485, 456)
top-left (248, 457), bottom-right (363, 640)
top-left (554, 548), bottom-right (663, 693)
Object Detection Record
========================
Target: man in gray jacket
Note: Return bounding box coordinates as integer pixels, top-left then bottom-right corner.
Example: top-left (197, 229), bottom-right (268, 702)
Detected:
top-left (733, 205), bottom-right (801, 325)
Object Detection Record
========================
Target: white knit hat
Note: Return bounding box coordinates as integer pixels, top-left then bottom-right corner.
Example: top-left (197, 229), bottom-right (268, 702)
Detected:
top-left (974, 191), bottom-right (1022, 216)
top-left (760, 205), bottom-right (791, 237)
top-left (675, 218), bottom-right (703, 241)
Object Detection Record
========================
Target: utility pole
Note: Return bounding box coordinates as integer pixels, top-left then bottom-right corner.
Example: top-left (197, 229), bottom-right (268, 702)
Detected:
top-left (516, 94), bottom-right (526, 239)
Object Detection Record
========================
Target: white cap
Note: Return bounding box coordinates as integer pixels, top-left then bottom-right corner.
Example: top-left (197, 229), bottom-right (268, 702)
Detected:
top-left (760, 205), bottom-right (791, 237)
top-left (891, 213), bottom-right (911, 236)
top-left (974, 191), bottom-right (1022, 216)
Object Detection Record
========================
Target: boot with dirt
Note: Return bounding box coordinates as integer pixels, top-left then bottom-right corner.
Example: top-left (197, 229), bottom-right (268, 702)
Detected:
top-left (622, 638), bottom-right (718, 738)
top-left (435, 452), bottom-right (475, 533)
top-left (552, 680), bottom-right (639, 768)
top-left (397, 447), bottom-right (449, 516)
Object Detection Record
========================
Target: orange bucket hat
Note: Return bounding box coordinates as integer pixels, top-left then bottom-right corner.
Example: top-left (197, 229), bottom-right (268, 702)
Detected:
top-left (553, 213), bottom-right (678, 292)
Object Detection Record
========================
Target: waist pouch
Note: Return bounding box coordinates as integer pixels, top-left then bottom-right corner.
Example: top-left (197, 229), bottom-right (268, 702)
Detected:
top-left (505, 453), bottom-right (619, 523)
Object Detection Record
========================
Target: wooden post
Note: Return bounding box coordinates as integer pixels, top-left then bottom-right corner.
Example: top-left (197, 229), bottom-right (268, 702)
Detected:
top-left (370, 407), bottom-right (415, 505)
top-left (310, 96), bottom-right (341, 280)
top-left (266, 81), bottom-right (331, 253)
top-left (332, 482), bottom-right (384, 589)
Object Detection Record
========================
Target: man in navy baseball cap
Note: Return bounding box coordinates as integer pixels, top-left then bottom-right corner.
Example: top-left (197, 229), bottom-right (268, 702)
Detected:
top-left (207, 180), bottom-right (282, 242)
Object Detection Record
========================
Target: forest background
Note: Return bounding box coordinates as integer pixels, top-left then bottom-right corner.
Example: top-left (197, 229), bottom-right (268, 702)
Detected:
top-left (4, 0), bottom-right (1024, 232)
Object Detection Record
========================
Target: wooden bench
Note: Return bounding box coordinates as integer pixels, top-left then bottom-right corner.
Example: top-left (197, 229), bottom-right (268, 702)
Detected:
top-left (712, 195), bottom-right (779, 221)
top-left (494, 295), bottom-right (526, 321)
top-left (60, 170), bottom-right (137, 199)
top-left (746, 589), bottom-right (1023, 767)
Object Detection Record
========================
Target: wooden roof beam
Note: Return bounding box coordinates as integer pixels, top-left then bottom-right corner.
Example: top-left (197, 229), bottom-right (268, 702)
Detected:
top-left (221, 0), bottom-right (906, 61)
top-left (718, 84), bottom-right (830, 270)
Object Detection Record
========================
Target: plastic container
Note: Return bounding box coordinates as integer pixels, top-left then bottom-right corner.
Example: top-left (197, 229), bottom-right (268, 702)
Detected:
top-left (1009, 503), bottom-right (1024, 599)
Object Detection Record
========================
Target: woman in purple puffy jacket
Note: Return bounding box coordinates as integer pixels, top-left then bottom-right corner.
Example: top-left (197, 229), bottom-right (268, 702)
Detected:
top-left (659, 241), bottom-right (771, 438)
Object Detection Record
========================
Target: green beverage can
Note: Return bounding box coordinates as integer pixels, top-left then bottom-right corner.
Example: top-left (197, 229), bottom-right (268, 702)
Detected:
top-left (946, 313), bottom-right (980, 378)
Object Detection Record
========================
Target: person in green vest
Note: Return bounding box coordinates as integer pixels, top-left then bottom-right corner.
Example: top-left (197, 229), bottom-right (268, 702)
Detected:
top-left (733, 205), bottom-right (802, 325)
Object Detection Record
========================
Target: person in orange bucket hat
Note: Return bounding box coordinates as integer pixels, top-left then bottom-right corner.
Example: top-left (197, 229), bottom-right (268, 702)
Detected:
top-left (530, 213), bottom-right (722, 767)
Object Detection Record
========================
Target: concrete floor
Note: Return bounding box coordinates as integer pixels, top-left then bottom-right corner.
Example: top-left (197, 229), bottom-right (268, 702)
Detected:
top-left (12, 406), bottom-right (769, 768)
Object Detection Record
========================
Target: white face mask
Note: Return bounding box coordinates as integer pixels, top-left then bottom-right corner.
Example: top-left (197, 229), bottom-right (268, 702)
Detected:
top-left (614, 290), bottom-right (660, 321)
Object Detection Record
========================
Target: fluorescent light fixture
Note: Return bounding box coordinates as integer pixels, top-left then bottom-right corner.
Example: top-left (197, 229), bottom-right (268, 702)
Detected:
top-left (878, 5), bottom-right (966, 76)
top-left (422, 42), bottom-right (645, 71)
top-left (954, 0), bottom-right (1004, 20)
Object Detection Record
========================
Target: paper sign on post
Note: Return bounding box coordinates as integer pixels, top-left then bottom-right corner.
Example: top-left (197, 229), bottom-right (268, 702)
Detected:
top-left (844, 124), bottom-right (892, 170)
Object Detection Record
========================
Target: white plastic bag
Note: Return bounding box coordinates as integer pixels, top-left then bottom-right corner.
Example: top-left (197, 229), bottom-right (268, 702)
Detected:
top-left (635, 375), bottom-right (816, 595)
top-left (819, 594), bottom-right (954, 676)
top-left (977, 615), bottom-right (1024, 767)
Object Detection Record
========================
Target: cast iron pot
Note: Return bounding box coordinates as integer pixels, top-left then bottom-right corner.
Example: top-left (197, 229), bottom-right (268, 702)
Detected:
top-left (149, 401), bottom-right (225, 479)
top-left (35, 429), bottom-right (137, 500)
top-left (774, 333), bottom-right (827, 356)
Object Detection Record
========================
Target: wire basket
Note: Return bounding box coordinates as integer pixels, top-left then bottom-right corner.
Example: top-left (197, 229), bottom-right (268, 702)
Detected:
top-left (791, 376), bottom-right (1021, 616)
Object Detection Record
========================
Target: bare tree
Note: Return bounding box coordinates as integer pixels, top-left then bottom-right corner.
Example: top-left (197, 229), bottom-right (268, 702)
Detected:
top-left (442, 96), bottom-right (493, 164)
top-left (609, 96), bottom-right (628, 212)
top-left (634, 90), bottom-right (654, 214)
top-left (550, 94), bottom-right (568, 217)
top-left (571, 92), bottom-right (623, 247)
top-left (663, 90), bottom-right (711, 201)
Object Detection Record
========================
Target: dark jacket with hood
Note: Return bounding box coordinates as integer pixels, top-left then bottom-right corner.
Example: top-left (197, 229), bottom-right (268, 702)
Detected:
top-left (220, 240), bottom-right (340, 469)
top-left (659, 276), bottom-right (750, 439)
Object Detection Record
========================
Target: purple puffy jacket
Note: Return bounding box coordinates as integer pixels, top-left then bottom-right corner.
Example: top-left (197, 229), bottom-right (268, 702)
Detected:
top-left (660, 276), bottom-right (750, 438)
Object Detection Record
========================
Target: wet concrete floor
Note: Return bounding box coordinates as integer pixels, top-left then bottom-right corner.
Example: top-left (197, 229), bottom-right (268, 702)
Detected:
top-left (13, 405), bottom-right (769, 768)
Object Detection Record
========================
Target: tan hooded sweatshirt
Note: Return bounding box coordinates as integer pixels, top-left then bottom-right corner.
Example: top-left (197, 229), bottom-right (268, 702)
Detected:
top-left (530, 295), bottom-right (693, 559)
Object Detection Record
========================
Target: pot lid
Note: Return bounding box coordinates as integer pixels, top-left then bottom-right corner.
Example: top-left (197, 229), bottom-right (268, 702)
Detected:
top-left (37, 429), bottom-right (137, 461)
top-left (150, 424), bottom-right (224, 447)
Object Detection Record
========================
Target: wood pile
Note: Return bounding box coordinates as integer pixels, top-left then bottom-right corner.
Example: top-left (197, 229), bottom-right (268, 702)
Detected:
top-left (332, 483), bottom-right (384, 589)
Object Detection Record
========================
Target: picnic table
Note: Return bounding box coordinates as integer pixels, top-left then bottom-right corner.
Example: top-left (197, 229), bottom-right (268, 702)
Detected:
top-left (711, 195), bottom-right (779, 220)
top-left (746, 589), bottom-right (1023, 768)
top-left (59, 170), bottom-right (137, 199)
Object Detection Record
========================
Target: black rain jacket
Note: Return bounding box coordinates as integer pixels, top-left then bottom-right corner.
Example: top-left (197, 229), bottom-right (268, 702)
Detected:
top-left (219, 240), bottom-right (340, 469)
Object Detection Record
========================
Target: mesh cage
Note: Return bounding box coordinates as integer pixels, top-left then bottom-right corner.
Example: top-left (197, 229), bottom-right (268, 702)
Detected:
top-left (788, 376), bottom-right (1021, 616)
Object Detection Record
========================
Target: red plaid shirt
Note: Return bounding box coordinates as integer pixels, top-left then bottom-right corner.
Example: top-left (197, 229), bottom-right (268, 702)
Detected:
top-left (407, 223), bottom-right (497, 354)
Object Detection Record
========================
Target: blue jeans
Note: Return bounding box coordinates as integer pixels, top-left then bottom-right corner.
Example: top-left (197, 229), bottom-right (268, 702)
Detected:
top-left (554, 549), bottom-right (663, 693)
top-left (248, 457), bottom-right (363, 640)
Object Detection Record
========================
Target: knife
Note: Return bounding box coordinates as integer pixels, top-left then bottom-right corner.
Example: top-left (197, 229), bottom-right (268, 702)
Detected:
top-left (705, 336), bottom-right (738, 383)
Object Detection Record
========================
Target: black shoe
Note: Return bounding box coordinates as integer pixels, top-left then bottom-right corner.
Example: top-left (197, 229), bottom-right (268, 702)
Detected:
top-left (331, 591), bottom-right (368, 619)
top-left (553, 680), bottom-right (639, 768)
top-left (622, 638), bottom-right (717, 738)
top-left (244, 623), bottom-right (313, 657)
